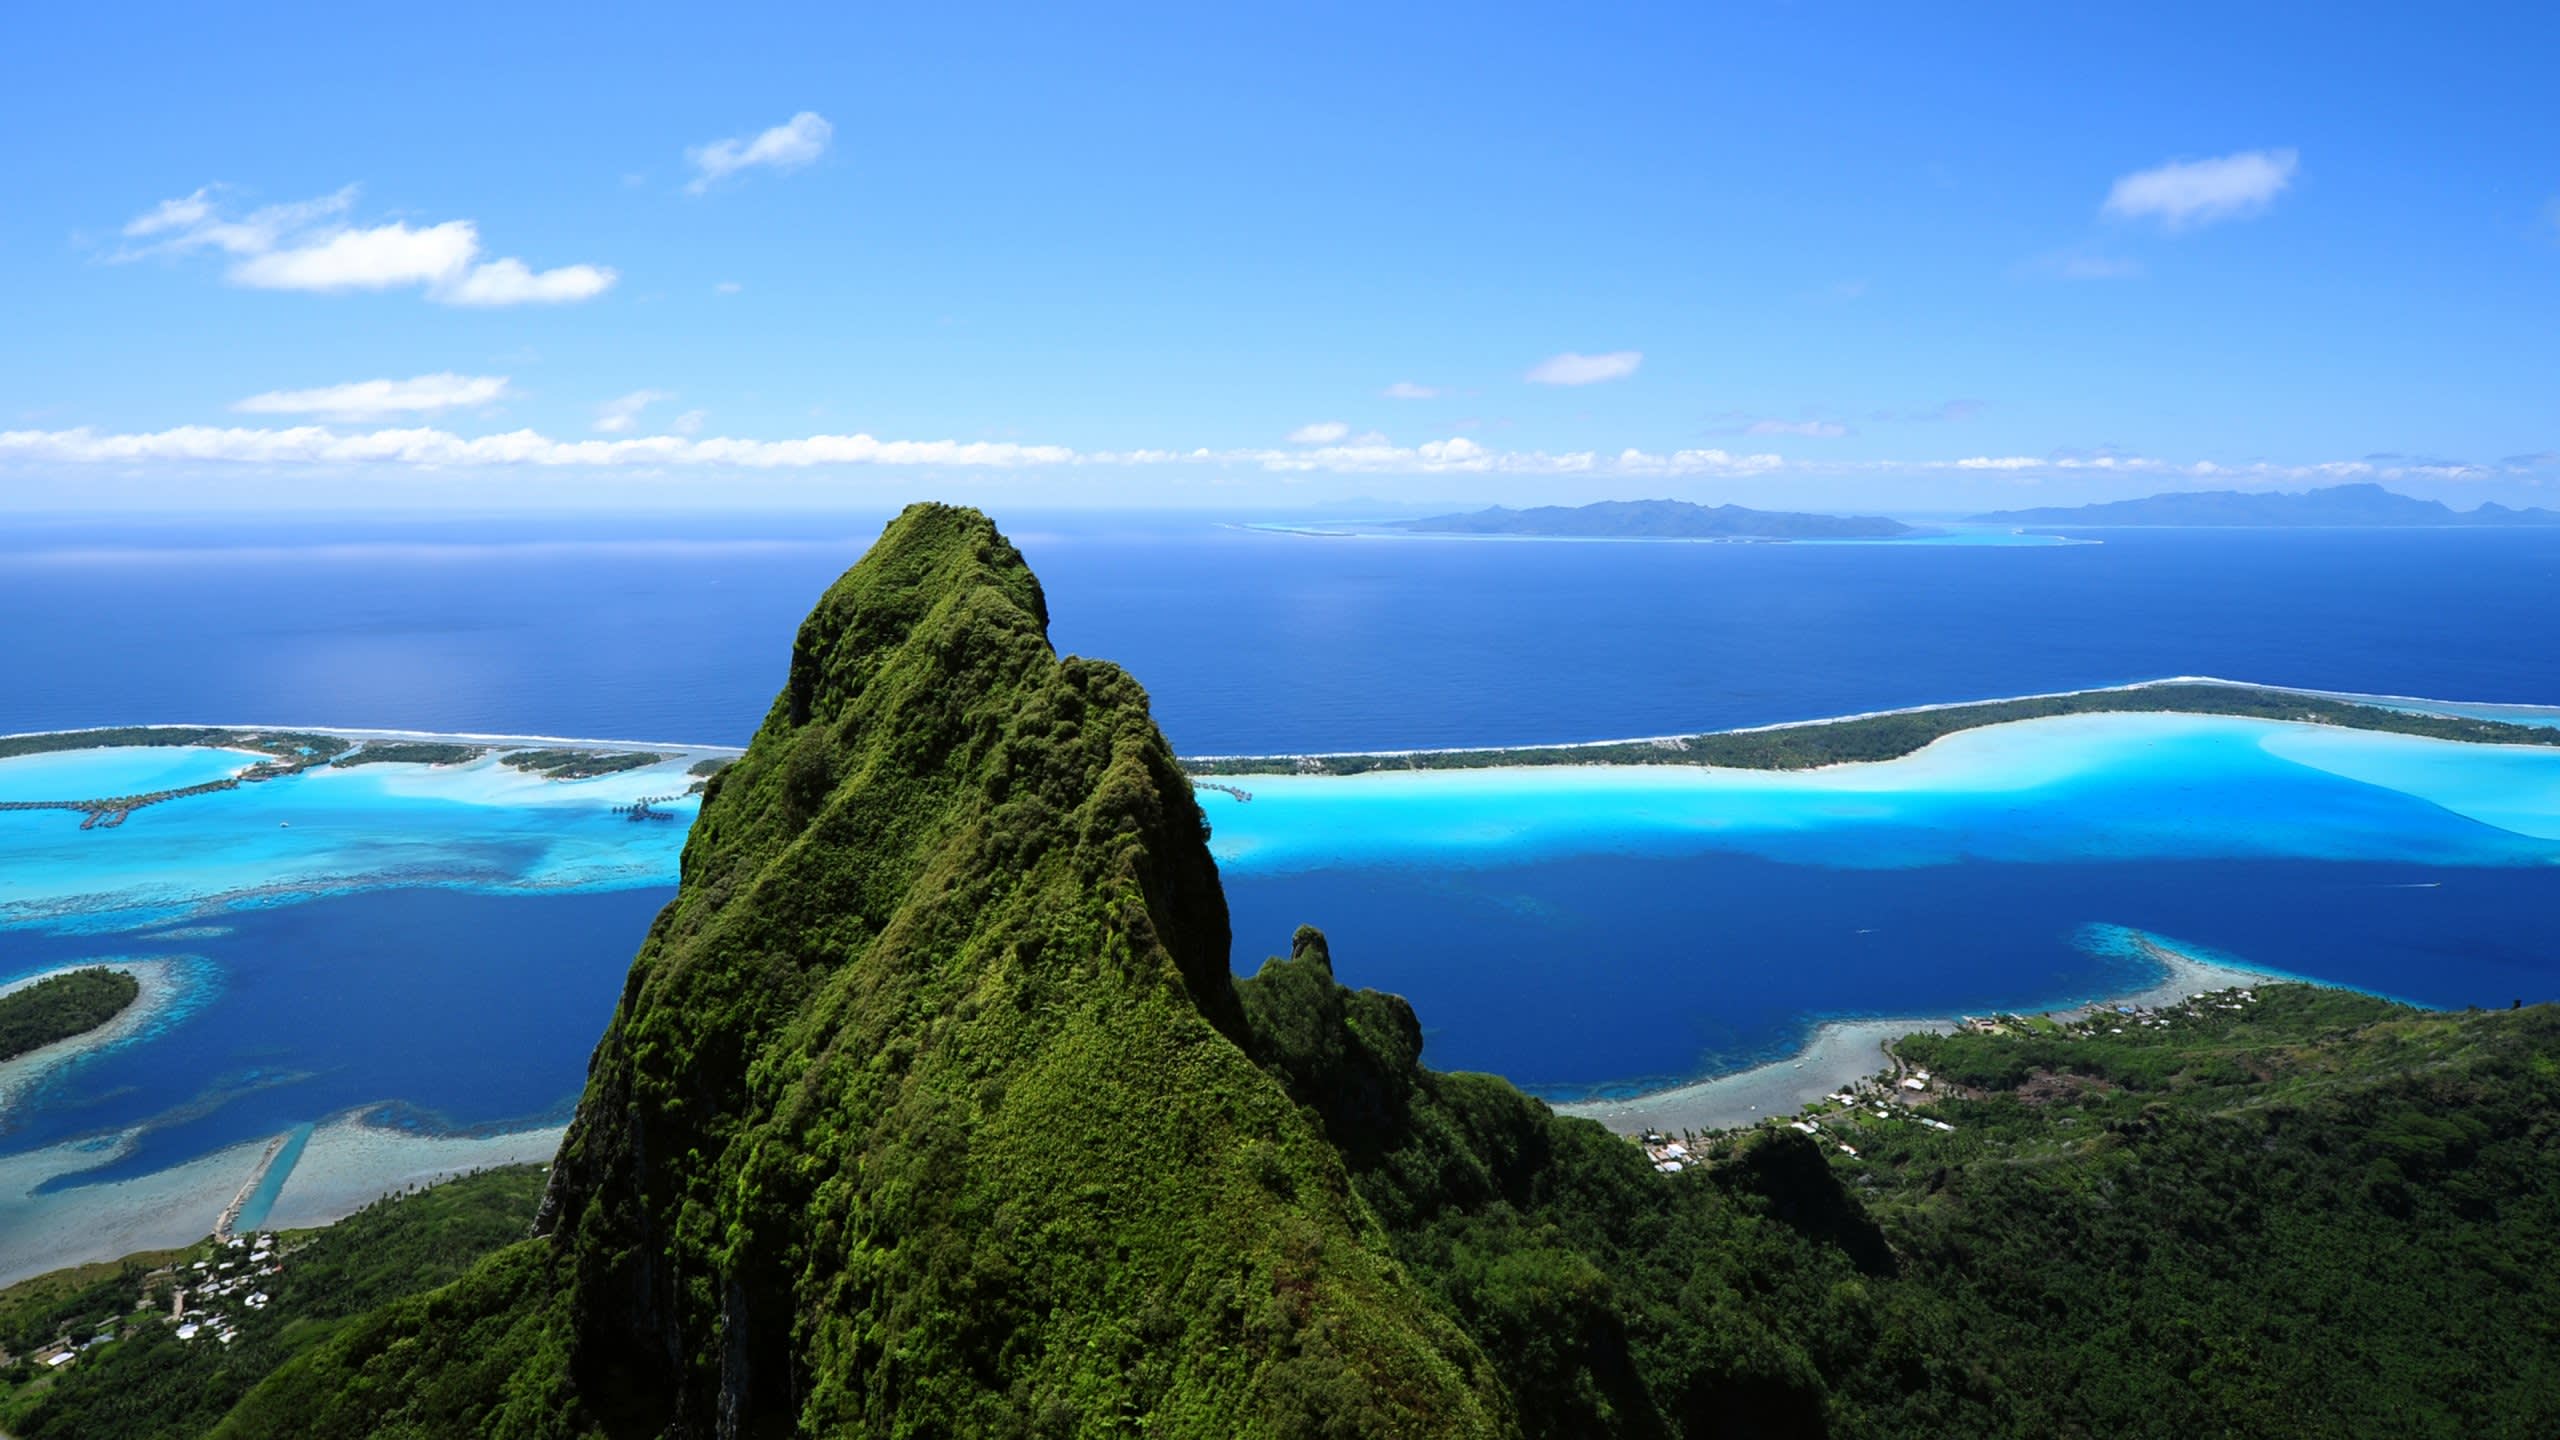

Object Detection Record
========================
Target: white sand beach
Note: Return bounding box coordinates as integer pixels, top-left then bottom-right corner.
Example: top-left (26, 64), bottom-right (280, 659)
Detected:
top-left (0, 1129), bottom-right (272, 1287)
top-left (1554, 939), bottom-right (2280, 1137)
top-left (0, 958), bottom-right (195, 1119)
top-left (260, 1114), bottom-right (563, 1230)
top-left (0, 1111), bottom-right (566, 1287)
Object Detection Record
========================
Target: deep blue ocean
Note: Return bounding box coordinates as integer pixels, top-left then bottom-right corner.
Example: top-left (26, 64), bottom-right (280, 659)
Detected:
top-left (6, 511), bottom-right (2556, 751)
top-left (3, 509), bottom-right (2557, 1137)
top-left (2, 889), bottom-right (668, 1186)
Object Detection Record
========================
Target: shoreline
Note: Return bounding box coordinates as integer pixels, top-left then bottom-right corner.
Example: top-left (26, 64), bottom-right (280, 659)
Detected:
top-left (1178, 675), bottom-right (2560, 765)
top-left (0, 721), bottom-right (744, 755)
top-left (1552, 942), bottom-right (2282, 1137)
top-left (4, 677), bottom-right (2550, 773)
top-left (0, 958), bottom-right (196, 1118)
top-left (0, 1109), bottom-right (566, 1289)
top-left (259, 1112), bottom-right (565, 1230)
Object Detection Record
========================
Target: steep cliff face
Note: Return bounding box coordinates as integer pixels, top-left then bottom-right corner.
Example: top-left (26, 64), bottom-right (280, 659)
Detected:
top-left (522, 503), bottom-right (1505, 1436)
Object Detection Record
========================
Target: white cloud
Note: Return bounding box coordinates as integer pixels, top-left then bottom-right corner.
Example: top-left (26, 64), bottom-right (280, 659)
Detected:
top-left (0, 422), bottom-right (2508, 487)
top-left (714, 281), bottom-right (743, 295)
top-left (1286, 420), bottom-right (1350, 444)
top-left (116, 187), bottom-right (615, 307)
top-left (1614, 447), bottom-right (1789, 478)
top-left (122, 186), bottom-right (357, 257)
top-left (687, 112), bottom-right (834, 193)
top-left (670, 409), bottom-right (708, 436)
top-left (1525, 350), bottom-right (1642, 386)
top-left (123, 191), bottom-right (219, 239)
top-left (440, 257), bottom-right (617, 306)
top-left (595, 390), bottom-right (676, 434)
top-left (1744, 419), bottom-right (1849, 439)
top-left (1381, 381), bottom-right (1444, 400)
top-left (2102, 148), bottom-right (2298, 230)
top-left (230, 221), bottom-right (481, 292)
top-left (234, 373), bottom-right (511, 422)
top-left (0, 425), bottom-right (1727, 478)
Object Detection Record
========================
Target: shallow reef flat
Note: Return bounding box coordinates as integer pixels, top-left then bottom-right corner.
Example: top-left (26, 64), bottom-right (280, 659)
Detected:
top-left (1211, 711), bottom-right (2560, 1103)
top-left (0, 1127), bottom-right (272, 1288)
top-left (0, 733), bottom-right (736, 930)
top-left (0, 956), bottom-right (207, 1116)
top-left (257, 1112), bottom-right (565, 1231)
top-left (1555, 932), bottom-right (2275, 1134)
top-left (1202, 711), bottom-right (2560, 874)
top-left (0, 732), bottom-right (722, 1285)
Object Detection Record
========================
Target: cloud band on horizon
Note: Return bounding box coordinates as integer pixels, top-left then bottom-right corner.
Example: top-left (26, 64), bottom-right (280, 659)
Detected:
top-left (0, 423), bottom-right (2521, 485)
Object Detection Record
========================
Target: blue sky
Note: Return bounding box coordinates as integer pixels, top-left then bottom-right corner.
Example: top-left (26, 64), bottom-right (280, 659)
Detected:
top-left (4, 3), bottom-right (2556, 512)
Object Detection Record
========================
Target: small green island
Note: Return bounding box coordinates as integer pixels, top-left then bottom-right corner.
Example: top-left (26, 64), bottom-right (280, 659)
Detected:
top-left (330, 741), bottom-right (489, 768)
top-left (0, 968), bottom-right (141, 1063)
top-left (1184, 680), bottom-right (2560, 776)
top-left (497, 748), bottom-right (666, 780)
top-left (0, 727), bottom-right (350, 774)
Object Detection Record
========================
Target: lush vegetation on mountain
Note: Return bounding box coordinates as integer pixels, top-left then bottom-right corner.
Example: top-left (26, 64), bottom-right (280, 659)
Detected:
top-left (0, 966), bottom-right (139, 1061)
top-left (220, 504), bottom-right (1516, 1438)
top-left (33, 505), bottom-right (2546, 1437)
top-left (1393, 499), bottom-right (1911, 540)
top-left (1242, 939), bottom-right (2560, 1437)
top-left (1186, 680), bottom-right (2560, 776)
top-left (0, 1166), bottom-right (544, 1440)
top-left (1973, 481), bottom-right (2560, 527)
top-left (1865, 987), bottom-right (2560, 1437)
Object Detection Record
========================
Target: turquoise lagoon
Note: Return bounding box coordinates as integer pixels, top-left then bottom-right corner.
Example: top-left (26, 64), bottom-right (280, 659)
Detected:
top-left (6, 709), bottom-right (2560, 1280)
top-left (0, 741), bottom-right (719, 1282)
top-left (1204, 712), bottom-right (2560, 1097)
top-left (0, 742), bottom-right (711, 930)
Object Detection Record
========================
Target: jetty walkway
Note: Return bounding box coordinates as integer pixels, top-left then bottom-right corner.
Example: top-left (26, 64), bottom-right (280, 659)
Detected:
top-left (215, 1134), bottom-right (291, 1243)
top-left (1193, 781), bottom-right (1253, 804)
top-left (0, 776), bottom-right (246, 829)
top-left (611, 794), bottom-right (685, 822)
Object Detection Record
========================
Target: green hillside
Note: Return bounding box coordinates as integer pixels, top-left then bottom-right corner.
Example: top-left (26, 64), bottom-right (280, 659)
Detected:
top-left (221, 503), bottom-right (1514, 1438)
top-left (1, 1167), bottom-right (547, 1439)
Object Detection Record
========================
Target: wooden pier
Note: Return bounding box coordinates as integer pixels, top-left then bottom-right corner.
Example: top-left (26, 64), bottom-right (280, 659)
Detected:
top-left (611, 794), bottom-right (686, 822)
top-left (0, 775), bottom-right (247, 829)
top-left (1192, 781), bottom-right (1253, 804)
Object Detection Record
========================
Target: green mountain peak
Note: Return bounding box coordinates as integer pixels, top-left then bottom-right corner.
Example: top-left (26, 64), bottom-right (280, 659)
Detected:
top-left (287, 503), bottom-right (1510, 1437)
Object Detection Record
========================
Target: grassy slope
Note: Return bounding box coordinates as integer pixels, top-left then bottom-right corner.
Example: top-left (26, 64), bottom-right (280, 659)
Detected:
top-left (226, 504), bottom-right (1509, 1438)
top-left (1238, 935), bottom-right (2560, 1439)
top-left (1873, 989), bottom-right (2560, 1439)
top-left (3, 1166), bottom-right (544, 1439)
top-left (1238, 927), bottom-right (1986, 1440)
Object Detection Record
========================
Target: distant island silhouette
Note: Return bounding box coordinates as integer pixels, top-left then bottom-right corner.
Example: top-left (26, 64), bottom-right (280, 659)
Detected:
top-left (1392, 497), bottom-right (1912, 539)
top-left (1973, 481), bottom-right (2560, 527)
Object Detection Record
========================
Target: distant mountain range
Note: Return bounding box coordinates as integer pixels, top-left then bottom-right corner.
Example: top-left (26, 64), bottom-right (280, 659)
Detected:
top-left (1393, 497), bottom-right (1912, 539)
top-left (1973, 482), bottom-right (2560, 527)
